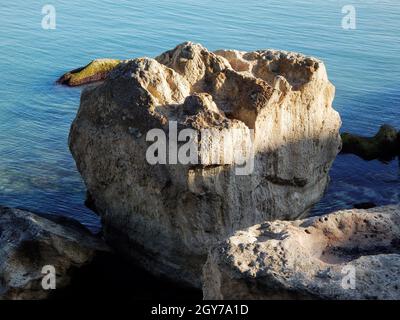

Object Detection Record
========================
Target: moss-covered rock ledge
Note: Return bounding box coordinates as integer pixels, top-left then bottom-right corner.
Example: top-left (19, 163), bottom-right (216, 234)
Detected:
top-left (57, 59), bottom-right (121, 86)
top-left (341, 124), bottom-right (400, 161)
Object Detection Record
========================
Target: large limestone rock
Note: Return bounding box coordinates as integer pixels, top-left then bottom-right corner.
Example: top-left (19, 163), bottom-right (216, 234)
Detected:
top-left (69, 42), bottom-right (341, 287)
top-left (0, 206), bottom-right (108, 300)
top-left (203, 205), bottom-right (400, 300)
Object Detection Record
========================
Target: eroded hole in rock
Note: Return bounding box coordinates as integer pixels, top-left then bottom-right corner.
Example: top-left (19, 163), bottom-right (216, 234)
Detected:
top-left (214, 49), bottom-right (320, 90)
top-left (320, 244), bottom-right (400, 264)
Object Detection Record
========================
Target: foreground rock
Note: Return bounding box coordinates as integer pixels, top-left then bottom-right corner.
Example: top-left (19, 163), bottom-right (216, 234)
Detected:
top-left (0, 206), bottom-right (108, 299)
top-left (57, 59), bottom-right (121, 86)
top-left (69, 42), bottom-right (341, 287)
top-left (203, 205), bottom-right (400, 300)
top-left (341, 124), bottom-right (399, 161)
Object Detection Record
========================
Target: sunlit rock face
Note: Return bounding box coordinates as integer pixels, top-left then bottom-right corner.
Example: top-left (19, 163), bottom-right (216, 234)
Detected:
top-left (203, 205), bottom-right (400, 300)
top-left (69, 42), bottom-right (341, 287)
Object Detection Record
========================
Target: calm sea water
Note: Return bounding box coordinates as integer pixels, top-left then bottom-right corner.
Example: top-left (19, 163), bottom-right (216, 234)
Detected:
top-left (0, 0), bottom-right (399, 231)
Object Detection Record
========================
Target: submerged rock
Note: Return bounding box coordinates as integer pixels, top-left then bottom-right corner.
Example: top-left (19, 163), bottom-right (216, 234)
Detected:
top-left (57, 59), bottom-right (121, 86)
top-left (69, 42), bottom-right (341, 287)
top-left (0, 206), bottom-right (108, 300)
top-left (203, 205), bottom-right (400, 300)
top-left (341, 124), bottom-right (399, 161)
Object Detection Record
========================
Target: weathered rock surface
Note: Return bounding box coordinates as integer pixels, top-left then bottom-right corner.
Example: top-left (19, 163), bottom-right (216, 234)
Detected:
top-left (203, 205), bottom-right (400, 300)
top-left (57, 59), bottom-right (121, 86)
top-left (69, 42), bottom-right (341, 287)
top-left (0, 206), bottom-right (108, 300)
top-left (341, 124), bottom-right (399, 161)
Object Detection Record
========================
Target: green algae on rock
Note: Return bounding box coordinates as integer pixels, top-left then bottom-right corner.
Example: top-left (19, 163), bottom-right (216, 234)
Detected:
top-left (57, 59), bottom-right (121, 86)
top-left (341, 124), bottom-right (399, 161)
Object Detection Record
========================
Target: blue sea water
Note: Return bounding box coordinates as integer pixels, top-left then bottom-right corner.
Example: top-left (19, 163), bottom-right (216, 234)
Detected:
top-left (0, 0), bottom-right (399, 231)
